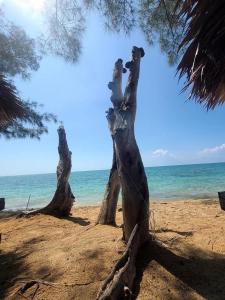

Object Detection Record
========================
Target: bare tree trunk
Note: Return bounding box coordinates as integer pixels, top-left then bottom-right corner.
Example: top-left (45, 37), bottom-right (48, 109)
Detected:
top-left (97, 47), bottom-right (149, 299)
top-left (21, 126), bottom-right (75, 218)
top-left (108, 47), bottom-right (149, 244)
top-left (96, 145), bottom-right (120, 225)
top-left (97, 58), bottom-right (126, 225)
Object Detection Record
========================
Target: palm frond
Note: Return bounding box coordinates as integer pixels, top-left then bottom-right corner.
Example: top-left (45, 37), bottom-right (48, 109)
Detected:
top-left (0, 74), bottom-right (28, 126)
top-left (177, 0), bottom-right (225, 109)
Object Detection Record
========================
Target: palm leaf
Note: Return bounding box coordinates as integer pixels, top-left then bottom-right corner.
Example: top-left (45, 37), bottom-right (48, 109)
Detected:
top-left (177, 0), bottom-right (225, 109)
top-left (0, 75), bottom-right (28, 126)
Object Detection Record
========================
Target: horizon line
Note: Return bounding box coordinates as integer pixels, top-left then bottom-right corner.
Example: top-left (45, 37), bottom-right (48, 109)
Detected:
top-left (0, 161), bottom-right (225, 178)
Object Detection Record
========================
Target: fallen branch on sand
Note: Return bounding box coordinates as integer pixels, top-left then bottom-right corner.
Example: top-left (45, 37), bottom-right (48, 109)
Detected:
top-left (13, 280), bottom-right (57, 300)
top-left (13, 278), bottom-right (102, 299)
top-left (96, 224), bottom-right (144, 300)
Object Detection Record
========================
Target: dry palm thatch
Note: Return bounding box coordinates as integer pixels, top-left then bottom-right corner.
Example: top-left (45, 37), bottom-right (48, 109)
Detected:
top-left (0, 74), bottom-right (28, 126)
top-left (177, 0), bottom-right (225, 109)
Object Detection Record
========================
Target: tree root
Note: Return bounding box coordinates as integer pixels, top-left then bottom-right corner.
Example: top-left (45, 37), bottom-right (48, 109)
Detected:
top-left (16, 207), bottom-right (71, 219)
top-left (13, 280), bottom-right (58, 300)
top-left (13, 279), bottom-right (101, 299)
top-left (16, 209), bottom-right (46, 218)
top-left (97, 224), bottom-right (146, 300)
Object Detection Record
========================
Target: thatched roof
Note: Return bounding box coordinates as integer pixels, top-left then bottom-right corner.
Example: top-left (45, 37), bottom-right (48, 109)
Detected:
top-left (177, 0), bottom-right (225, 109)
top-left (0, 75), bottom-right (28, 126)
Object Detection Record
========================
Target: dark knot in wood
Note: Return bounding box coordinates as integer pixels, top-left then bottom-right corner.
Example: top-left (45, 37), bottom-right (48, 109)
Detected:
top-left (132, 46), bottom-right (145, 58)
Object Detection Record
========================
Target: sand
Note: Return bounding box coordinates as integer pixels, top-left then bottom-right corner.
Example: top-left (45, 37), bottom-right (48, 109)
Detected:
top-left (0, 199), bottom-right (225, 300)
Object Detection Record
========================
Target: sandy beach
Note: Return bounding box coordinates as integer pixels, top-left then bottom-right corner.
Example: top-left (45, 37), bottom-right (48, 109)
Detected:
top-left (0, 199), bottom-right (225, 300)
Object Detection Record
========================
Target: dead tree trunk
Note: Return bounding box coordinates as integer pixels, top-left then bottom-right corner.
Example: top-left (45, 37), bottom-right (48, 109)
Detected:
top-left (40, 125), bottom-right (75, 216)
top-left (108, 47), bottom-right (149, 244)
top-left (97, 58), bottom-right (126, 225)
top-left (21, 126), bottom-right (75, 217)
top-left (97, 47), bottom-right (150, 299)
top-left (96, 145), bottom-right (120, 225)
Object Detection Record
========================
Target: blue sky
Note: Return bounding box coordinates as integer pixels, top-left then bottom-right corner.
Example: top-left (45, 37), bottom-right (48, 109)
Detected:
top-left (1, 0), bottom-right (225, 176)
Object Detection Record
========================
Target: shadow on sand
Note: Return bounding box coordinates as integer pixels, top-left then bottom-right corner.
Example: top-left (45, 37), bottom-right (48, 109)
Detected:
top-left (134, 239), bottom-right (225, 300)
top-left (65, 216), bottom-right (90, 226)
top-left (0, 250), bottom-right (27, 299)
top-left (0, 236), bottom-right (59, 299)
top-left (152, 228), bottom-right (194, 236)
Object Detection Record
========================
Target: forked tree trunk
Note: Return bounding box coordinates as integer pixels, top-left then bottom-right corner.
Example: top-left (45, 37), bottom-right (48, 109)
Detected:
top-left (97, 47), bottom-right (150, 299)
top-left (108, 47), bottom-right (149, 244)
top-left (21, 126), bottom-right (75, 218)
top-left (96, 145), bottom-right (120, 225)
top-left (97, 58), bottom-right (126, 225)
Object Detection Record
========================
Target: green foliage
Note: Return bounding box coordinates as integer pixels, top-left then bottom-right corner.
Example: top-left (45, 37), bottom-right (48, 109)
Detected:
top-left (47, 0), bottom-right (185, 65)
top-left (43, 0), bottom-right (85, 63)
top-left (93, 0), bottom-right (136, 34)
top-left (138, 0), bottom-right (185, 65)
top-left (0, 0), bottom-right (186, 139)
top-left (0, 10), bottom-right (56, 139)
top-left (0, 101), bottom-right (57, 139)
top-left (0, 10), bottom-right (41, 79)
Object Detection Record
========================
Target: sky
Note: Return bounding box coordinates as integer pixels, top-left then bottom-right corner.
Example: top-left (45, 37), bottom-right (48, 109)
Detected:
top-left (1, 0), bottom-right (225, 176)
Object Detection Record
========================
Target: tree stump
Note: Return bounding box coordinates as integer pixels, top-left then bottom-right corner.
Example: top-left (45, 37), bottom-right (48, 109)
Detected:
top-left (21, 125), bottom-right (75, 217)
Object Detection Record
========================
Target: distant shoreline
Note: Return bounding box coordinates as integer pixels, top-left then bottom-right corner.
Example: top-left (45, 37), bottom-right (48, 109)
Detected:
top-left (1, 160), bottom-right (225, 178)
top-left (0, 162), bottom-right (224, 210)
top-left (0, 198), bottom-right (219, 216)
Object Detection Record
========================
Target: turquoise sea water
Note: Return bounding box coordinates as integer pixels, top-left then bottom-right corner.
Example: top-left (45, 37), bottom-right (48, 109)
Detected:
top-left (0, 162), bottom-right (225, 210)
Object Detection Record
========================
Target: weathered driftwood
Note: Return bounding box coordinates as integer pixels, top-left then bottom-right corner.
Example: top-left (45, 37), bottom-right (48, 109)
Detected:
top-left (0, 198), bottom-right (5, 211)
top-left (97, 47), bottom-right (150, 299)
top-left (21, 126), bottom-right (74, 217)
top-left (97, 59), bottom-right (126, 225)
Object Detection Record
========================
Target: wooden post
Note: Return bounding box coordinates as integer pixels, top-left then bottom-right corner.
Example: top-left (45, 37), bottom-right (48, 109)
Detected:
top-left (0, 198), bottom-right (5, 211)
top-left (218, 191), bottom-right (225, 211)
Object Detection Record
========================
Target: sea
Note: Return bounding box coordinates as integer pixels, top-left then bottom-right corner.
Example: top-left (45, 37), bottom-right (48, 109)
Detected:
top-left (0, 162), bottom-right (225, 210)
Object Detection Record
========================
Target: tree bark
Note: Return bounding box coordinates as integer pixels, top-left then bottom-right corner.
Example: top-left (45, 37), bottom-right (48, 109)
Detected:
top-left (97, 47), bottom-right (150, 299)
top-left (96, 145), bottom-right (120, 225)
top-left (21, 125), bottom-right (75, 217)
top-left (107, 46), bottom-right (149, 244)
top-left (96, 58), bottom-right (126, 225)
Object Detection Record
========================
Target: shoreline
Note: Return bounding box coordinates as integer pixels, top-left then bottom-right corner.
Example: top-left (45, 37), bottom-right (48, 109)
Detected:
top-left (1, 196), bottom-right (220, 213)
top-left (1, 162), bottom-right (225, 213)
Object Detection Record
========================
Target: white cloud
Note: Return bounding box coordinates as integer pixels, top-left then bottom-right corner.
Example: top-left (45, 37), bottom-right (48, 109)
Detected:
top-left (152, 148), bottom-right (169, 157)
top-left (142, 148), bottom-right (178, 167)
top-left (200, 143), bottom-right (225, 155)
